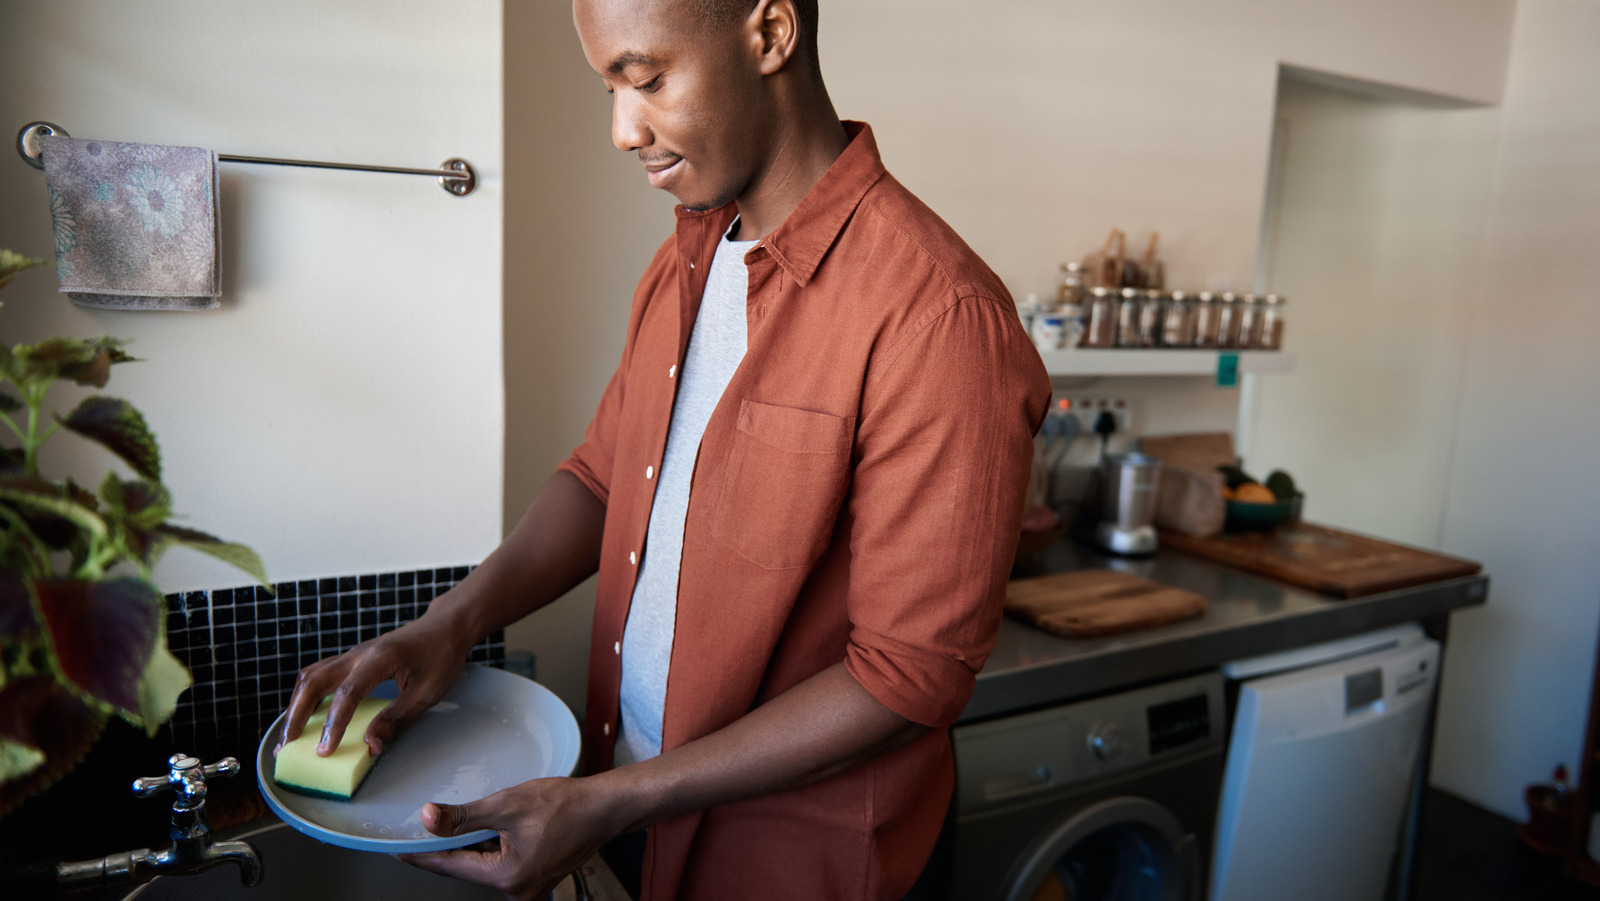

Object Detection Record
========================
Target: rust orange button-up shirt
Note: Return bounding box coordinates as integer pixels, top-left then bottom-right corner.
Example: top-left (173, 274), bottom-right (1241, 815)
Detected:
top-left (558, 122), bottom-right (1050, 900)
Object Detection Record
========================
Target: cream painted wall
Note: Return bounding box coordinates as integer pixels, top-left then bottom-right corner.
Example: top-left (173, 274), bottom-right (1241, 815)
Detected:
top-left (0, 1), bottom-right (505, 591)
top-left (1245, 78), bottom-right (1499, 548)
top-left (1428, 0), bottom-right (1600, 820)
top-left (502, 1), bottom-right (1515, 715)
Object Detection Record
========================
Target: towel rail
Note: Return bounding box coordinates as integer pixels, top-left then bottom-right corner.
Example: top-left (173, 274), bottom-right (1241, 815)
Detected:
top-left (16, 122), bottom-right (476, 197)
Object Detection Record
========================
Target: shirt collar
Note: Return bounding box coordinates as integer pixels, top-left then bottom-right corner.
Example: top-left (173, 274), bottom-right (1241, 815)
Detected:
top-left (674, 121), bottom-right (886, 288)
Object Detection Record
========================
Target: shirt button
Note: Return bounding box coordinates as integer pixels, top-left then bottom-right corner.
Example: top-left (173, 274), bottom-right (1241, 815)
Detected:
top-left (646, 465), bottom-right (654, 480)
top-left (669, 364), bottom-right (676, 378)
top-left (614, 641), bottom-right (621, 655)
top-left (688, 260), bottom-right (695, 270)
top-left (603, 722), bottom-right (611, 736)
top-left (629, 551), bottom-right (637, 565)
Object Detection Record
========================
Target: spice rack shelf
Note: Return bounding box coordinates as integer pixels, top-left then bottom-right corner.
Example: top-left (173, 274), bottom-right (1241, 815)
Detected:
top-left (1036, 349), bottom-right (1297, 378)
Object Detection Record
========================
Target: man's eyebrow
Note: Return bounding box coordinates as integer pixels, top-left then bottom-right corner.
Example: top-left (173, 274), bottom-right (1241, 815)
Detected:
top-left (607, 51), bottom-right (660, 76)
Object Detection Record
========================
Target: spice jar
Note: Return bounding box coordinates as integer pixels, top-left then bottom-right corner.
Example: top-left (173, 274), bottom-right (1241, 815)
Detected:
top-left (1057, 262), bottom-right (1087, 309)
top-left (1192, 292), bottom-right (1219, 347)
top-left (1237, 293), bottom-right (1264, 349)
top-left (1163, 290), bottom-right (1196, 347)
top-left (1215, 292), bottom-right (1242, 348)
top-left (1260, 294), bottom-right (1287, 350)
top-left (1139, 289), bottom-right (1165, 347)
top-left (1117, 288), bottom-right (1143, 347)
top-left (1084, 287), bottom-right (1119, 348)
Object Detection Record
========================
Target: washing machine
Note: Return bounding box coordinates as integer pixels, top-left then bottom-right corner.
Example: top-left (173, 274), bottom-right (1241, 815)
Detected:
top-left (948, 671), bottom-right (1225, 901)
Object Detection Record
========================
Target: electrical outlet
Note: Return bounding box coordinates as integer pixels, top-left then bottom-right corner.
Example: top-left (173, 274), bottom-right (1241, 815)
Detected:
top-left (1054, 396), bottom-right (1132, 433)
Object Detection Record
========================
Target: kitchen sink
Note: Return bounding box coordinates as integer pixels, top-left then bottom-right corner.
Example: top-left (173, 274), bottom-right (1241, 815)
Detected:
top-left (118, 820), bottom-right (587, 901)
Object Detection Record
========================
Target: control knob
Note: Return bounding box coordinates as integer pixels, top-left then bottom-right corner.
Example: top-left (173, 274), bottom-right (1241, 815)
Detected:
top-left (1088, 722), bottom-right (1126, 761)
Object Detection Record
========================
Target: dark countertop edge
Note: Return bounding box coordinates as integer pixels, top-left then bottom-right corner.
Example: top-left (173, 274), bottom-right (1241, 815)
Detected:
top-left (960, 572), bottom-right (1489, 724)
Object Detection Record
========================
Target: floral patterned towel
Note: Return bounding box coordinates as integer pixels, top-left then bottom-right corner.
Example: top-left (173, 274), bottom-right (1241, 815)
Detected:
top-left (41, 136), bottom-right (220, 311)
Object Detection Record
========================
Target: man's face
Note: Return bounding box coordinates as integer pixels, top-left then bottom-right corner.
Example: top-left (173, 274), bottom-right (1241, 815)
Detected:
top-left (574, 0), bottom-right (771, 212)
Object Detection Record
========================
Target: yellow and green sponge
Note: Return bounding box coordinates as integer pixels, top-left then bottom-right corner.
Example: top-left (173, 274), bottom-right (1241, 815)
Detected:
top-left (273, 697), bottom-right (391, 801)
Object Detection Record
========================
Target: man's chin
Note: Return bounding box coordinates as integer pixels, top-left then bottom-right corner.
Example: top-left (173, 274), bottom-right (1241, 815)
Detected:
top-left (675, 189), bottom-right (735, 213)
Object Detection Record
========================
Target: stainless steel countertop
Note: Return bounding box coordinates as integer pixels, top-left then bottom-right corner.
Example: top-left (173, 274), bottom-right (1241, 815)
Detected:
top-left (962, 538), bottom-right (1489, 724)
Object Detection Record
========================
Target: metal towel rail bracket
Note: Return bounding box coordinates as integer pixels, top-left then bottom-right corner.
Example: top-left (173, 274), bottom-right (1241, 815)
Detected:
top-left (16, 121), bottom-right (476, 197)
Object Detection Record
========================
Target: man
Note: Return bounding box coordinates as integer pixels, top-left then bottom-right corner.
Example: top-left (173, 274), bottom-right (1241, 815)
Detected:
top-left (281, 1), bottom-right (1049, 898)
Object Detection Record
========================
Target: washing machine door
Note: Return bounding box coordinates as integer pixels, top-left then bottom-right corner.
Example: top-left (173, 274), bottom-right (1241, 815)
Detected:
top-left (1002, 797), bottom-right (1199, 901)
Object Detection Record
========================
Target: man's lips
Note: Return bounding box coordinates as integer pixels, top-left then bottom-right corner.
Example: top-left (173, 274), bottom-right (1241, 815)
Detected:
top-left (642, 155), bottom-right (684, 187)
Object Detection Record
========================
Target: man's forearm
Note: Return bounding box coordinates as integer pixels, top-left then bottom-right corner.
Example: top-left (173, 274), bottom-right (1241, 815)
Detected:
top-left (430, 469), bottom-right (607, 641)
top-left (590, 662), bottom-right (930, 835)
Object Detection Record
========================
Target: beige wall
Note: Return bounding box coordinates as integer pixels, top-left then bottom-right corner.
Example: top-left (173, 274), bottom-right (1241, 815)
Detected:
top-left (503, 1), bottom-right (1516, 715)
top-left (1428, 0), bottom-right (1600, 819)
top-left (0, 0), bottom-right (506, 591)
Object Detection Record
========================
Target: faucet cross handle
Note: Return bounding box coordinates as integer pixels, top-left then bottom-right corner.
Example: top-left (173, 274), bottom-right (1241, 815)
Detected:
top-left (133, 754), bottom-right (240, 811)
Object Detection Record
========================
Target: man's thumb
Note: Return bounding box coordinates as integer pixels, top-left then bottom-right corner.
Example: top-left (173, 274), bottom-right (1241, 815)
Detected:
top-left (422, 800), bottom-right (488, 837)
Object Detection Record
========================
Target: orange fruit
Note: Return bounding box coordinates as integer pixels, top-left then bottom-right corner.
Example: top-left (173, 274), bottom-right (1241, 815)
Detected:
top-left (1233, 483), bottom-right (1277, 504)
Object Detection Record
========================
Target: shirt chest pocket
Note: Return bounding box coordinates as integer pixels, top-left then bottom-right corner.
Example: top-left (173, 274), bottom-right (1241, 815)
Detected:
top-left (712, 400), bottom-right (855, 571)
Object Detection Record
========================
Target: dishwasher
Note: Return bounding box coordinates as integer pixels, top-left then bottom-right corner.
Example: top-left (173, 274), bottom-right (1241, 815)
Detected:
top-left (1210, 624), bottom-right (1439, 901)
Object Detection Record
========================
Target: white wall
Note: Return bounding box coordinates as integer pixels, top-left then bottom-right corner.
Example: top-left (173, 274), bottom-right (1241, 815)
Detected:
top-left (1245, 78), bottom-right (1499, 548)
top-left (0, 1), bottom-right (505, 591)
top-left (502, 1), bottom-right (1516, 714)
top-left (1428, 0), bottom-right (1600, 819)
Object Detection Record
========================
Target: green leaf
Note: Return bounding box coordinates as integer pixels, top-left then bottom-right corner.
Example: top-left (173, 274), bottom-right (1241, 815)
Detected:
top-left (59, 396), bottom-right (161, 481)
top-left (13, 336), bottom-right (133, 389)
top-left (99, 474), bottom-right (170, 530)
top-left (0, 476), bottom-right (106, 540)
top-left (33, 576), bottom-right (160, 714)
top-left (0, 739), bottom-right (45, 785)
top-left (0, 250), bottom-right (49, 295)
top-left (157, 524), bottom-right (272, 590)
top-left (129, 629), bottom-right (190, 736)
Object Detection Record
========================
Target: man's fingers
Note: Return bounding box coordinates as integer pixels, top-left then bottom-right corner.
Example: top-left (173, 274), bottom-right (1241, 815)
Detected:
top-left (422, 797), bottom-right (503, 838)
top-left (364, 691), bottom-right (433, 756)
top-left (279, 660), bottom-right (340, 748)
top-left (315, 659), bottom-right (393, 756)
top-left (398, 846), bottom-right (501, 885)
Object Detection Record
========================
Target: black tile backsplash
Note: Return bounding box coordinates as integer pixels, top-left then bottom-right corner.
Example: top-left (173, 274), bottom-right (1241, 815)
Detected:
top-left (163, 565), bottom-right (503, 762)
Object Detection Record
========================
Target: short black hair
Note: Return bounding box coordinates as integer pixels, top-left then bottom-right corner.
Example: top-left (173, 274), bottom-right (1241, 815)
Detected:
top-left (694, 0), bottom-right (821, 75)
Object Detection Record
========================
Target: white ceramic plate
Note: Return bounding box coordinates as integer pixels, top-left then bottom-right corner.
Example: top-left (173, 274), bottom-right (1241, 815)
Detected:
top-left (257, 664), bottom-right (581, 853)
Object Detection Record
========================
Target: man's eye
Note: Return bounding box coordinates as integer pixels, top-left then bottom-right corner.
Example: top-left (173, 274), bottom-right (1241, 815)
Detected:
top-left (638, 76), bottom-right (663, 94)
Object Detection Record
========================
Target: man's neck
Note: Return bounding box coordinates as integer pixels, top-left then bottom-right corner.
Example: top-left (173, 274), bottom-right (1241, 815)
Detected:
top-left (729, 106), bottom-right (850, 241)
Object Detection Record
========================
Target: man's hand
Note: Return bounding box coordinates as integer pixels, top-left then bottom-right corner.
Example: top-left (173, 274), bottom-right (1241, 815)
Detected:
top-left (278, 610), bottom-right (475, 757)
top-left (399, 776), bottom-right (620, 901)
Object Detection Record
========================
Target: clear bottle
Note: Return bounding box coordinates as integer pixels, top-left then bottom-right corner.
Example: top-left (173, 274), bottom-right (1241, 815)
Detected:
top-left (1117, 288), bottom-right (1143, 347)
top-left (1057, 261), bottom-right (1087, 309)
top-left (1139, 289), bottom-right (1165, 347)
top-left (1215, 292), bottom-right (1242, 348)
top-left (1259, 294), bottom-right (1287, 350)
top-left (1163, 290), bottom-right (1196, 347)
top-left (1192, 292), bottom-right (1220, 347)
top-left (1084, 287), bottom-right (1120, 348)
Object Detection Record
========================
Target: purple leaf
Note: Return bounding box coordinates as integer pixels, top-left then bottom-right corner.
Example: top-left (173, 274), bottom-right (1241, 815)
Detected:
top-left (58, 396), bottom-right (161, 481)
top-left (0, 570), bottom-right (36, 640)
top-left (0, 676), bottom-right (106, 816)
top-left (33, 577), bottom-right (161, 714)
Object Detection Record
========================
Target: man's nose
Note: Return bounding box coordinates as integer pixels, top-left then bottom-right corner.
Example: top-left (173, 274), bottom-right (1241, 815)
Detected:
top-left (612, 91), bottom-right (650, 152)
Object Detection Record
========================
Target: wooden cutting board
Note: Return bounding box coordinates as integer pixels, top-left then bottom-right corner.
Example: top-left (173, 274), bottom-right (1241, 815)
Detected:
top-left (1159, 521), bottom-right (1482, 599)
top-left (1005, 569), bottom-right (1207, 638)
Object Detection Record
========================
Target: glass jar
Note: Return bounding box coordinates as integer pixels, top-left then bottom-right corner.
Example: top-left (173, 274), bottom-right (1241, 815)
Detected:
top-left (1084, 287), bottom-right (1119, 348)
top-left (1237, 293), bottom-right (1264, 349)
top-left (1117, 288), bottom-right (1143, 347)
top-left (1163, 290), bottom-right (1196, 347)
top-left (1259, 294), bottom-right (1287, 350)
top-left (1192, 292), bottom-right (1219, 347)
top-left (1138, 289), bottom-right (1165, 347)
top-left (1057, 261), bottom-right (1087, 309)
top-left (1215, 292), bottom-right (1242, 348)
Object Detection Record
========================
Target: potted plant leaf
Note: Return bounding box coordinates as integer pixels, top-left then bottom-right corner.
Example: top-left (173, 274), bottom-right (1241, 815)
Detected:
top-left (0, 249), bottom-right (268, 815)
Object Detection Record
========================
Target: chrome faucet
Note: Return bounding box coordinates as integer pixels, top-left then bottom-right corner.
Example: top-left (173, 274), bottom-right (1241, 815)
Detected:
top-left (52, 753), bottom-right (263, 891)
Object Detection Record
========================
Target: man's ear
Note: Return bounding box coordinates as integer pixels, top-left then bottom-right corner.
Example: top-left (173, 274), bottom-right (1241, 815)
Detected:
top-left (748, 0), bottom-right (800, 76)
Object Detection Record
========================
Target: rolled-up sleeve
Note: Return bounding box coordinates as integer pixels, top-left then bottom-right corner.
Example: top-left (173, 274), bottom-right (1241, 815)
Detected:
top-left (843, 293), bottom-right (1050, 728)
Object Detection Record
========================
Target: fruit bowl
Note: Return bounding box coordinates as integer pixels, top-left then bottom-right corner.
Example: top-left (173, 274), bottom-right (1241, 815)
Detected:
top-left (1224, 494), bottom-right (1301, 532)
